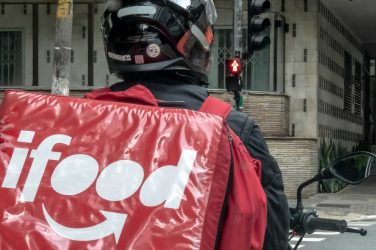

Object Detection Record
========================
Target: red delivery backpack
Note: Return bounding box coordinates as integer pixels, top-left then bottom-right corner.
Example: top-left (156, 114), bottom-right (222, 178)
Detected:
top-left (0, 87), bottom-right (266, 250)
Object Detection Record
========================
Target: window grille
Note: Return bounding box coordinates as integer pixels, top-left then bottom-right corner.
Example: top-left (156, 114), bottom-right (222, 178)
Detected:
top-left (0, 31), bottom-right (22, 86)
top-left (354, 61), bottom-right (361, 116)
top-left (343, 51), bottom-right (352, 112)
top-left (211, 29), bottom-right (233, 89)
top-left (245, 48), bottom-right (270, 91)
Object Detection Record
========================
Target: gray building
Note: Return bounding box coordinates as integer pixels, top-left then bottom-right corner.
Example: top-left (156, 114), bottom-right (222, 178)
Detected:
top-left (0, 0), bottom-right (375, 197)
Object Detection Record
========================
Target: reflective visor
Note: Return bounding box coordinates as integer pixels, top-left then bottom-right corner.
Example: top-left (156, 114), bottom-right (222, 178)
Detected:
top-left (169, 0), bottom-right (203, 11)
top-left (102, 2), bottom-right (188, 44)
top-left (106, 0), bottom-right (201, 11)
top-left (165, 0), bottom-right (217, 24)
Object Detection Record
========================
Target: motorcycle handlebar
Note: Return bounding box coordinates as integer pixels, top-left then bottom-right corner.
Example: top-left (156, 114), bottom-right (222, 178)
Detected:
top-left (303, 214), bottom-right (347, 234)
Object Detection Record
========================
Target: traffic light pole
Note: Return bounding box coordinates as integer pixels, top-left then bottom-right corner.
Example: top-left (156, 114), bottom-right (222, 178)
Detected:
top-left (227, 1), bottom-right (270, 111)
top-left (233, 0), bottom-right (243, 112)
top-left (225, 59), bottom-right (243, 111)
top-left (51, 0), bottom-right (74, 96)
top-left (234, 84), bottom-right (242, 112)
top-left (233, 0), bottom-right (243, 56)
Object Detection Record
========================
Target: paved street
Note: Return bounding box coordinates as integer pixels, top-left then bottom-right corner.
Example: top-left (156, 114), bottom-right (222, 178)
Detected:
top-left (290, 175), bottom-right (376, 221)
top-left (290, 221), bottom-right (376, 249)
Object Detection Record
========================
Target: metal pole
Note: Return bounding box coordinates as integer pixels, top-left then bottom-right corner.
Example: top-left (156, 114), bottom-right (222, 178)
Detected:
top-left (233, 0), bottom-right (243, 111)
top-left (233, 0), bottom-right (243, 57)
top-left (51, 0), bottom-right (74, 96)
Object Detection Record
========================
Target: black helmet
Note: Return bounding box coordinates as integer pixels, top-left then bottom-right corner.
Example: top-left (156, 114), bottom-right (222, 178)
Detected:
top-left (101, 0), bottom-right (217, 83)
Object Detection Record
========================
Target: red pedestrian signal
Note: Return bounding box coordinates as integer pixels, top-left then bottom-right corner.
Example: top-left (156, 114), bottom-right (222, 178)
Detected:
top-left (226, 59), bottom-right (242, 75)
top-left (231, 60), bottom-right (240, 73)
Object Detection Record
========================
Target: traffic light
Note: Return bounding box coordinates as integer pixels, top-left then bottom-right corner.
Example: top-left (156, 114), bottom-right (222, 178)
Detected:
top-left (226, 58), bottom-right (243, 92)
top-left (226, 58), bottom-right (242, 76)
top-left (248, 0), bottom-right (271, 54)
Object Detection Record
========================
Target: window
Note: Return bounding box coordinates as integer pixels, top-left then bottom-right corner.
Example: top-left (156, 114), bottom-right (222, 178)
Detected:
top-left (0, 31), bottom-right (22, 86)
top-left (245, 46), bottom-right (270, 91)
top-left (354, 61), bottom-right (361, 116)
top-left (370, 59), bottom-right (375, 78)
top-left (208, 29), bottom-right (233, 89)
top-left (343, 51), bottom-right (352, 112)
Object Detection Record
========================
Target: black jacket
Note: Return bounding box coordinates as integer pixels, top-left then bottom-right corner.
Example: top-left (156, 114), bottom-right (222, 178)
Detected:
top-left (110, 78), bottom-right (290, 250)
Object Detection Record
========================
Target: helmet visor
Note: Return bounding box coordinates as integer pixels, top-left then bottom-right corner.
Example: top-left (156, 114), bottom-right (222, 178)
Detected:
top-left (169, 0), bottom-right (217, 24)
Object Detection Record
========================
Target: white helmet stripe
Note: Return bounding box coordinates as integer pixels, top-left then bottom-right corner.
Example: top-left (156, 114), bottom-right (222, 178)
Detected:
top-left (117, 6), bottom-right (157, 18)
top-left (191, 25), bottom-right (210, 51)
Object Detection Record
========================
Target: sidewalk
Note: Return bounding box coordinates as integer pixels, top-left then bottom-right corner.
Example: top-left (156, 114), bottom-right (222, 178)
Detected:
top-left (288, 175), bottom-right (376, 221)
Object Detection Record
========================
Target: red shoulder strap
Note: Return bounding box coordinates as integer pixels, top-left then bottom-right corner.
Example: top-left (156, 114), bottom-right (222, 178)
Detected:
top-left (199, 96), bottom-right (232, 119)
top-left (85, 85), bottom-right (158, 107)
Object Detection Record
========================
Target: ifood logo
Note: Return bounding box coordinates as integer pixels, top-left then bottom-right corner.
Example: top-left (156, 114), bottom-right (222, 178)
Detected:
top-left (1, 130), bottom-right (197, 244)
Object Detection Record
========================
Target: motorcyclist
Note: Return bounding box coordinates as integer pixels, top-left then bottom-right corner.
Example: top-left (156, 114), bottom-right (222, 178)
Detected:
top-left (91, 0), bottom-right (290, 249)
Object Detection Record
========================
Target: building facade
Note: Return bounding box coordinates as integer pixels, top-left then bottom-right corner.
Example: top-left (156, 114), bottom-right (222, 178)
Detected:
top-left (0, 0), bottom-right (375, 197)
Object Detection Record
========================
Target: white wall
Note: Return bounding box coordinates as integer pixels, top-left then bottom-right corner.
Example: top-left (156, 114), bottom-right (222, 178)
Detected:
top-left (93, 4), bottom-right (120, 87)
top-left (38, 4), bottom-right (55, 87)
top-left (275, 0), bottom-right (319, 138)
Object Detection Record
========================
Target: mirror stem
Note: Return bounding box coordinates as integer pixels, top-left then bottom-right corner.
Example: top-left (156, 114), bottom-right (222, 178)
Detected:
top-left (296, 174), bottom-right (323, 212)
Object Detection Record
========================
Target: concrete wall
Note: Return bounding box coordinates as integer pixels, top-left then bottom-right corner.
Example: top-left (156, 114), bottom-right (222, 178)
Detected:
top-left (317, 0), bottom-right (364, 150)
top-left (243, 92), bottom-right (290, 137)
top-left (201, 90), bottom-right (290, 136)
top-left (275, 0), bottom-right (319, 139)
top-left (213, 0), bottom-right (365, 146)
top-left (267, 138), bottom-right (319, 198)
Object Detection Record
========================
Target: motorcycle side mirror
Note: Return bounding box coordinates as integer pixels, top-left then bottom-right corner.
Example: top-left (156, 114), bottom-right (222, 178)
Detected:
top-left (296, 151), bottom-right (376, 212)
top-left (328, 151), bottom-right (376, 185)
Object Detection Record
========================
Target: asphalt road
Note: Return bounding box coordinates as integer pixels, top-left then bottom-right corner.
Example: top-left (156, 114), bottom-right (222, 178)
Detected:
top-left (290, 221), bottom-right (376, 249)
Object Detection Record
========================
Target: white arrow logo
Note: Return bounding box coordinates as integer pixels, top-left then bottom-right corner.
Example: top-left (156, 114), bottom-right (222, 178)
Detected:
top-left (42, 204), bottom-right (127, 244)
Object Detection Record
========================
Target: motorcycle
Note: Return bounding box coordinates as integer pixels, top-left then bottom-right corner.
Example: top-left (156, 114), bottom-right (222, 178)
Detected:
top-left (289, 151), bottom-right (376, 250)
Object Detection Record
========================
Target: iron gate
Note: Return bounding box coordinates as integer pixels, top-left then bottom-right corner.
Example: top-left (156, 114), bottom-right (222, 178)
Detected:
top-left (0, 31), bottom-right (23, 86)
